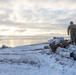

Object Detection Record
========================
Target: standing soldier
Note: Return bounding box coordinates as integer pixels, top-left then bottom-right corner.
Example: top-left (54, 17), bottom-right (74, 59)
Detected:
top-left (68, 21), bottom-right (76, 45)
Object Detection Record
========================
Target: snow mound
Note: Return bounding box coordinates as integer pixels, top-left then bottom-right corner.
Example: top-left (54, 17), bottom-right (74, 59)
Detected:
top-left (0, 43), bottom-right (76, 75)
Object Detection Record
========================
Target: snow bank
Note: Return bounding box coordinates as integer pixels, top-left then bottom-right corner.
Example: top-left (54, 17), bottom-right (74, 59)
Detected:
top-left (0, 43), bottom-right (76, 75)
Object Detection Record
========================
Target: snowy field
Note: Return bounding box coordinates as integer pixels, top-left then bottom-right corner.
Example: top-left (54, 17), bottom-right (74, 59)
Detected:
top-left (0, 43), bottom-right (76, 75)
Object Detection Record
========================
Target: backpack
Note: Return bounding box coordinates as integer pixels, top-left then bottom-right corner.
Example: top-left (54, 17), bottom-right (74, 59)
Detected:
top-left (71, 25), bottom-right (76, 33)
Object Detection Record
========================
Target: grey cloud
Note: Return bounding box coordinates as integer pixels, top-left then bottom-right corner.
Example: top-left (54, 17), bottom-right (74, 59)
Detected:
top-left (0, 0), bottom-right (11, 5)
top-left (28, 0), bottom-right (60, 3)
top-left (0, 0), bottom-right (76, 31)
top-left (15, 29), bottom-right (26, 32)
top-left (0, 7), bottom-right (13, 20)
top-left (28, 0), bottom-right (49, 2)
top-left (0, 20), bottom-right (25, 26)
top-left (0, 9), bottom-right (73, 30)
top-left (1, 29), bottom-right (9, 31)
top-left (0, 7), bottom-right (74, 24)
top-left (0, 0), bottom-right (10, 2)
top-left (0, 14), bottom-right (9, 19)
top-left (20, 9), bottom-right (34, 20)
top-left (65, 0), bottom-right (76, 3)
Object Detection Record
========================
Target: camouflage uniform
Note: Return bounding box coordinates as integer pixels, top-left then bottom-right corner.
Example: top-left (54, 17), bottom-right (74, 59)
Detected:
top-left (68, 24), bottom-right (76, 44)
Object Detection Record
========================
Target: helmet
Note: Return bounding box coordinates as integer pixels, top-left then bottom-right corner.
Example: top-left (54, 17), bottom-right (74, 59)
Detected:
top-left (48, 39), bottom-right (54, 44)
top-left (70, 21), bottom-right (73, 24)
top-left (59, 37), bottom-right (64, 41)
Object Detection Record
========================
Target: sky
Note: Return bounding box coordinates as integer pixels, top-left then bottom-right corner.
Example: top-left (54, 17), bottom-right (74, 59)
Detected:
top-left (0, 0), bottom-right (76, 36)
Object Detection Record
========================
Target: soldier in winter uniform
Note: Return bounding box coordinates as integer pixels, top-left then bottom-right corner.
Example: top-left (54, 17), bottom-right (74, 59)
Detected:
top-left (68, 21), bottom-right (76, 45)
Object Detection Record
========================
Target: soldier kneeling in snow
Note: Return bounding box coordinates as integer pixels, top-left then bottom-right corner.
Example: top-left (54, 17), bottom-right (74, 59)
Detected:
top-left (49, 37), bottom-right (71, 53)
top-left (49, 39), bottom-right (57, 53)
top-left (49, 37), bottom-right (76, 60)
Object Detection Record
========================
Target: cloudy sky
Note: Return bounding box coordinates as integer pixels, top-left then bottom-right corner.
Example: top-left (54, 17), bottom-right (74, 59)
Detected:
top-left (0, 0), bottom-right (76, 36)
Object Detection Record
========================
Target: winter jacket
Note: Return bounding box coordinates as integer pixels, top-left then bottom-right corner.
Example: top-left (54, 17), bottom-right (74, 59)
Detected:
top-left (68, 24), bottom-right (76, 35)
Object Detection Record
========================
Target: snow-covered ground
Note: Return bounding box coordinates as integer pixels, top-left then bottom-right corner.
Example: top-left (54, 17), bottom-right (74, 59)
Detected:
top-left (0, 43), bottom-right (76, 75)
